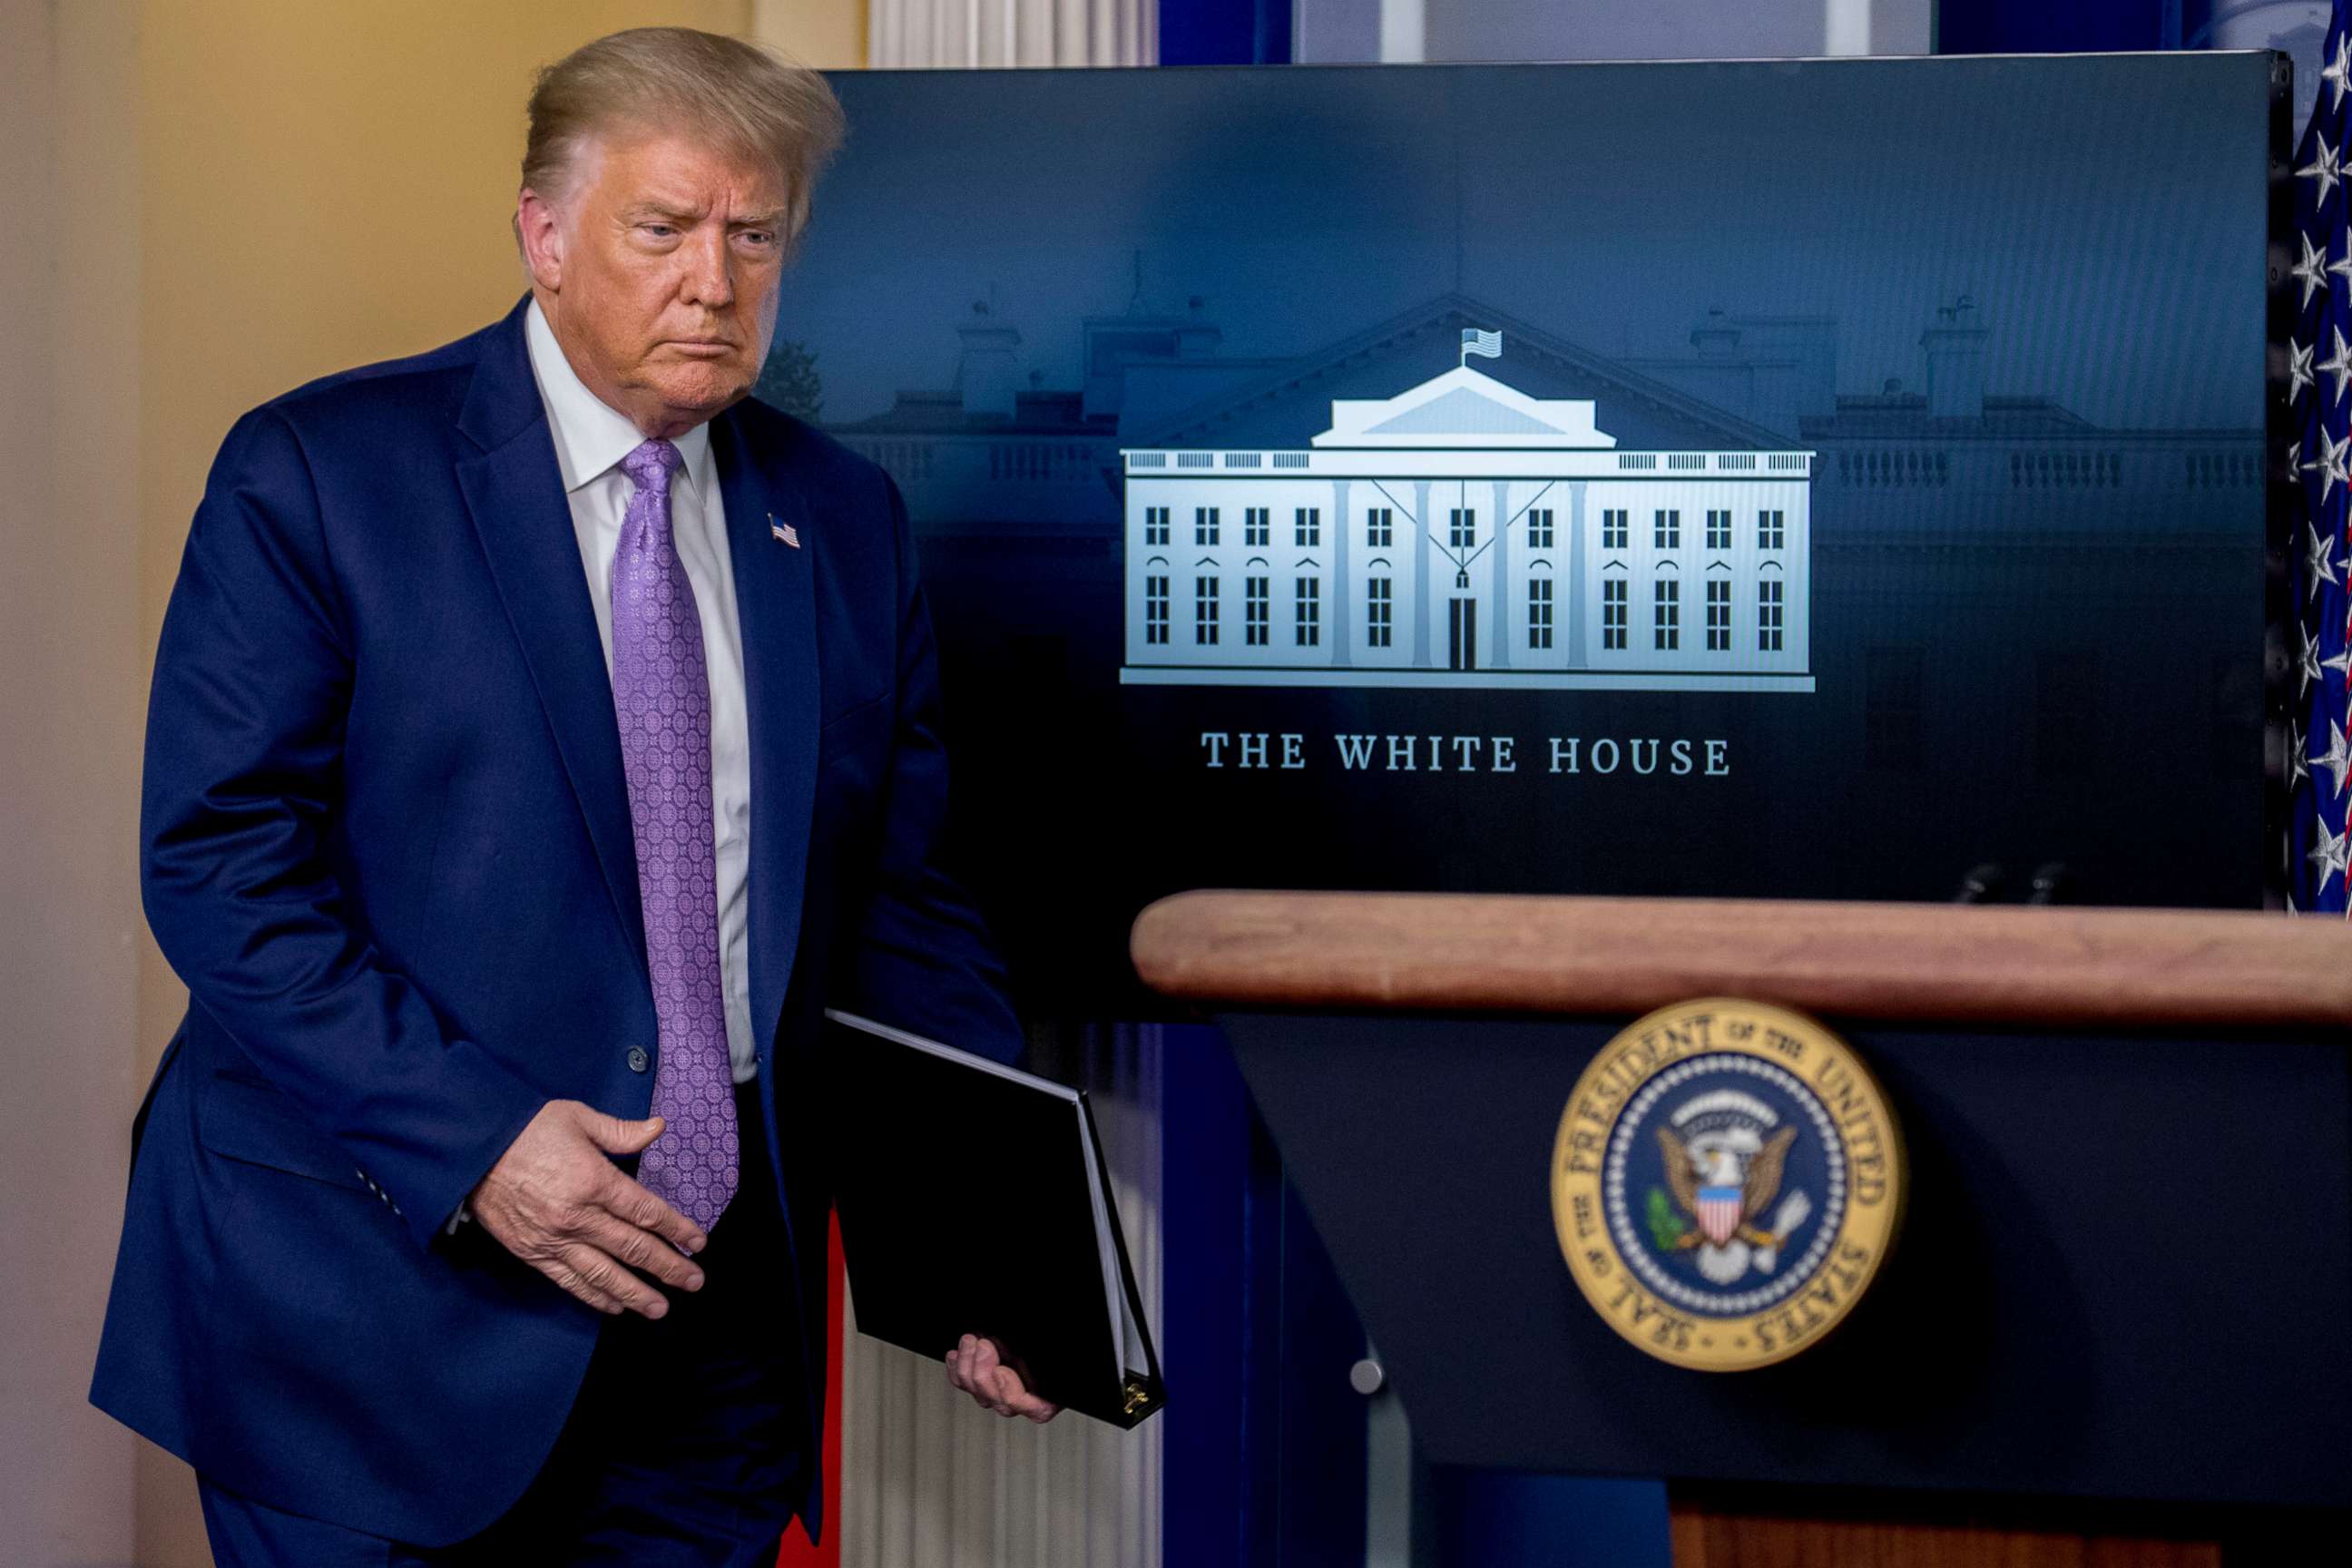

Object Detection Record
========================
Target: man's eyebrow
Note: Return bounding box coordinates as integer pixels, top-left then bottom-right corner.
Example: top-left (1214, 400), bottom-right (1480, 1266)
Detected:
top-left (623, 200), bottom-right (706, 223)
top-left (620, 201), bottom-right (786, 230)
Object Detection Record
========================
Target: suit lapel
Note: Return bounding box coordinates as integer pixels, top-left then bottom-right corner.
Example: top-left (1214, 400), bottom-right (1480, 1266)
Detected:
top-left (455, 302), bottom-right (649, 979)
top-left (712, 409), bottom-right (820, 1066)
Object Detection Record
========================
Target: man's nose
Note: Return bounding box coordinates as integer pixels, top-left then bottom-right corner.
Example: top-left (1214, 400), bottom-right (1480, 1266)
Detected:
top-left (679, 229), bottom-right (735, 309)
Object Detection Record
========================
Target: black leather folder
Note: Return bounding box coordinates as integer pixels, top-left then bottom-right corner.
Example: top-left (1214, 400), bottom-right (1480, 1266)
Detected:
top-left (824, 1009), bottom-right (1165, 1429)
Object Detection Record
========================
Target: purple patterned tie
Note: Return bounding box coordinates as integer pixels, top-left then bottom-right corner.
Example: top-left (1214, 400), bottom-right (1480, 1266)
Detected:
top-left (611, 437), bottom-right (737, 1232)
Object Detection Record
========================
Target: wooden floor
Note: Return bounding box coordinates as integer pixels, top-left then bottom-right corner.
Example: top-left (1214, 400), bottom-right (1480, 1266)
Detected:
top-left (1670, 1505), bottom-right (2223, 1568)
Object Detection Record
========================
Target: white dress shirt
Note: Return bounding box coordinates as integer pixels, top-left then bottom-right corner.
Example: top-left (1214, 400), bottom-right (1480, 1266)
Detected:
top-left (524, 297), bottom-right (758, 1086)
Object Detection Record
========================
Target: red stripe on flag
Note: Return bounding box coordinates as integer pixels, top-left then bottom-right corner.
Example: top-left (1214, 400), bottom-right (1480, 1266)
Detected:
top-left (776, 1208), bottom-right (847, 1568)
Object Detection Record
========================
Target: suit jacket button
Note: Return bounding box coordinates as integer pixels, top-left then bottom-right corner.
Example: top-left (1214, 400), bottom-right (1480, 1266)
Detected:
top-left (626, 1046), bottom-right (651, 1073)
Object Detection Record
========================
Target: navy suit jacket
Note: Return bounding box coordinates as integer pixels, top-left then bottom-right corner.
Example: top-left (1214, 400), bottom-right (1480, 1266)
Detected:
top-left (90, 299), bottom-right (1023, 1547)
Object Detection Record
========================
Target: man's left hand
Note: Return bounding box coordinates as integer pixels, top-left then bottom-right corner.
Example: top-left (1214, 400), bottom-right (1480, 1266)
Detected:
top-left (945, 1333), bottom-right (1061, 1423)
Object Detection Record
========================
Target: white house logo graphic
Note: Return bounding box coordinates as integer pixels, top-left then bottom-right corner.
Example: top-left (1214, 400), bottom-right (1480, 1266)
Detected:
top-left (1119, 335), bottom-right (1815, 692)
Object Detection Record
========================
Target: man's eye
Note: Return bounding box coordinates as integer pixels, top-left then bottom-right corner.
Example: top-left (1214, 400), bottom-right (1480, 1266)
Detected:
top-left (740, 230), bottom-right (777, 249)
top-left (641, 223), bottom-right (677, 239)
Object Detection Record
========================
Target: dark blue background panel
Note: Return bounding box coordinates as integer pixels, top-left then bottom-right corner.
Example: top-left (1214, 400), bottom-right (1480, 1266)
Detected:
top-left (787, 56), bottom-right (2278, 1008)
top-left (1159, 0), bottom-right (1291, 64)
top-left (1161, 1024), bottom-right (1368, 1566)
top-left (1937, 0), bottom-right (2168, 54)
top-left (1213, 1010), bottom-right (2352, 1509)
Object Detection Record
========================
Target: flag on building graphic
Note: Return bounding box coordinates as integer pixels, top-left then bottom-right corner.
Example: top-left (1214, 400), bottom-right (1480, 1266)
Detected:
top-left (2290, 3), bottom-right (2352, 912)
top-left (1460, 327), bottom-right (1502, 360)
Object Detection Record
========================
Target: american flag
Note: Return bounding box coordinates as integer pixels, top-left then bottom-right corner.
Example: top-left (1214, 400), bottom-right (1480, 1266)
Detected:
top-left (2291, 6), bottom-right (2352, 912)
top-left (1461, 327), bottom-right (1502, 360)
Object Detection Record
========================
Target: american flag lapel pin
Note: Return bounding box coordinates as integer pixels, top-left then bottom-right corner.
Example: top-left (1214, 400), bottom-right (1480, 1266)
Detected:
top-left (769, 514), bottom-right (800, 548)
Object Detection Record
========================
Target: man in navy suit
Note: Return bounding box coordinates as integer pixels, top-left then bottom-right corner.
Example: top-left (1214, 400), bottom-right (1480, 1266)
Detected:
top-left (90, 27), bottom-right (1053, 1566)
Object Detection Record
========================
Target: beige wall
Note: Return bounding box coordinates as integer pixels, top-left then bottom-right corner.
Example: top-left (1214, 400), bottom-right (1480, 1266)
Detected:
top-left (2, 2), bottom-right (864, 1563)
top-left (2, 2), bottom-right (145, 1562)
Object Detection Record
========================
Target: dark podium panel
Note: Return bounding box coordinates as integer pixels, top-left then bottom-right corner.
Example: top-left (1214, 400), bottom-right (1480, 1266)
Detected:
top-left (1132, 890), bottom-right (2352, 1554)
top-left (1219, 1009), bottom-right (2351, 1508)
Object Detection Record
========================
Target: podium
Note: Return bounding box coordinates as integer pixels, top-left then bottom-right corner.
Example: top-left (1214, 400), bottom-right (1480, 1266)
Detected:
top-left (1132, 891), bottom-right (2352, 1564)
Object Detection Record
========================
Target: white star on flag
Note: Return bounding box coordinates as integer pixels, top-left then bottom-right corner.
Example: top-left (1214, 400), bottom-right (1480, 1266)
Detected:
top-left (2302, 621), bottom-right (2325, 697)
top-left (2293, 720), bottom-right (2311, 790)
top-left (2311, 522), bottom-right (2343, 589)
top-left (2322, 428), bottom-right (2351, 503)
top-left (2328, 32), bottom-right (2352, 113)
top-left (2292, 338), bottom-right (2318, 406)
top-left (2321, 327), bottom-right (2352, 406)
top-left (2320, 723), bottom-right (2352, 799)
top-left (2302, 131), bottom-right (2341, 208)
top-left (2309, 816), bottom-right (2351, 887)
top-left (2297, 234), bottom-right (2331, 309)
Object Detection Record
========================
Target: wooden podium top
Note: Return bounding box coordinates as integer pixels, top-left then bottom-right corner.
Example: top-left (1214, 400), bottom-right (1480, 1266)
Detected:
top-left (1130, 890), bottom-right (2352, 1029)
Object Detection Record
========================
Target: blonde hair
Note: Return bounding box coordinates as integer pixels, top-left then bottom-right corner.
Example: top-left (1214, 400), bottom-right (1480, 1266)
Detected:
top-left (522, 27), bottom-right (845, 246)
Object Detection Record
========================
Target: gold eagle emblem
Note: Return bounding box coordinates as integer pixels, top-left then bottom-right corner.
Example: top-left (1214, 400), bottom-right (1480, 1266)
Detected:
top-left (1657, 1123), bottom-right (1799, 1250)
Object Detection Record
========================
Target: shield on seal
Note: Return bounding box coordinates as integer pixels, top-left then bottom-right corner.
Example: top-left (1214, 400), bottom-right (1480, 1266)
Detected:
top-left (1696, 1186), bottom-right (1743, 1246)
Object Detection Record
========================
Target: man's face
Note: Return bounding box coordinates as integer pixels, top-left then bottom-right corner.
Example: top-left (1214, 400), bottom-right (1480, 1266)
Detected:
top-left (522, 128), bottom-right (789, 437)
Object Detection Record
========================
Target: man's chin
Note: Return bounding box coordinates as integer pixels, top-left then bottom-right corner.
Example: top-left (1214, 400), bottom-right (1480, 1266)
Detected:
top-left (644, 368), bottom-right (753, 428)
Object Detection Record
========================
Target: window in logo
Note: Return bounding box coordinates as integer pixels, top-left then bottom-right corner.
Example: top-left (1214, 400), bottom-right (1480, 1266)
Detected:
top-left (1706, 509), bottom-right (1731, 551)
top-left (1602, 508), bottom-right (1628, 550)
top-left (1367, 507), bottom-right (1394, 548)
top-left (1295, 577), bottom-right (1320, 646)
top-left (1144, 506), bottom-right (1169, 546)
top-left (1654, 509), bottom-right (1681, 550)
top-left (1195, 506), bottom-right (1220, 546)
top-left (1296, 507), bottom-right (1320, 547)
top-left (1528, 578), bottom-right (1554, 650)
top-left (1759, 578), bottom-right (1785, 651)
top-left (1244, 575), bottom-right (1269, 646)
top-left (1602, 577), bottom-right (1628, 651)
top-left (1449, 508), bottom-right (1476, 550)
top-left (1706, 578), bottom-right (1731, 652)
top-left (1145, 573), bottom-right (1169, 645)
top-left (1527, 508), bottom-right (1554, 549)
top-left (1654, 577), bottom-right (1680, 651)
top-left (1367, 577), bottom-right (1394, 648)
top-left (1245, 507), bottom-right (1270, 547)
top-left (1195, 575), bottom-right (1220, 644)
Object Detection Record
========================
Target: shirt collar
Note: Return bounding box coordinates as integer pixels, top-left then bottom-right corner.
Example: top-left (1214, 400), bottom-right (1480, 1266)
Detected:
top-left (523, 296), bottom-right (715, 501)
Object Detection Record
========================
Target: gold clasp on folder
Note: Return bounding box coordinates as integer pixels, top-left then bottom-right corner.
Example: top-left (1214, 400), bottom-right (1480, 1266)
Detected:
top-left (1122, 1379), bottom-right (1152, 1416)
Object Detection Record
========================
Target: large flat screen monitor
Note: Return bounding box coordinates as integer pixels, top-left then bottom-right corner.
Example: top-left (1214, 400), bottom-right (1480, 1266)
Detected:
top-left (773, 54), bottom-right (2286, 1003)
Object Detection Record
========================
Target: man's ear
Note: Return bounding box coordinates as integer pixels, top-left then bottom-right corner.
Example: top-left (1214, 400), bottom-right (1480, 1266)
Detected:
top-left (516, 187), bottom-right (565, 292)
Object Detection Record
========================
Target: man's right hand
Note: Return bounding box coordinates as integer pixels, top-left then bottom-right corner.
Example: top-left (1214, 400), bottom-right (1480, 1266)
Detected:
top-left (468, 1101), bottom-right (708, 1318)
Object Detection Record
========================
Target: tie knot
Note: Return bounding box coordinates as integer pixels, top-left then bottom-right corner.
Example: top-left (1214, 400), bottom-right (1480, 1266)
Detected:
top-left (622, 437), bottom-right (685, 495)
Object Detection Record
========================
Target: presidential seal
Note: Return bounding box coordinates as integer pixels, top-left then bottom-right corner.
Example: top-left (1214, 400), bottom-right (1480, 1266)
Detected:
top-left (1549, 998), bottom-right (1903, 1372)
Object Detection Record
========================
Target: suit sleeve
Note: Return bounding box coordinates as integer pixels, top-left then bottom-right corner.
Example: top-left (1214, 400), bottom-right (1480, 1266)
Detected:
top-left (142, 407), bottom-right (548, 1251)
top-left (830, 471), bottom-right (1026, 1065)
